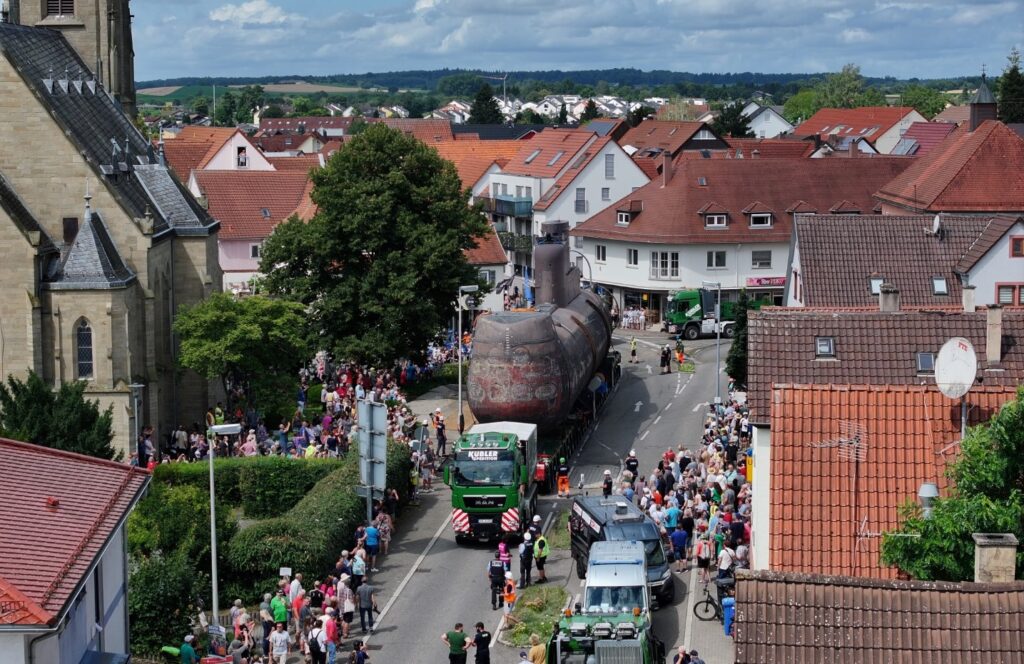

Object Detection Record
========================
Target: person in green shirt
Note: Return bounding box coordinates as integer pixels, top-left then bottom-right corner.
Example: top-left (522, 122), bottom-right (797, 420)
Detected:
top-left (271, 589), bottom-right (289, 624)
top-left (179, 634), bottom-right (198, 664)
top-left (441, 622), bottom-right (470, 664)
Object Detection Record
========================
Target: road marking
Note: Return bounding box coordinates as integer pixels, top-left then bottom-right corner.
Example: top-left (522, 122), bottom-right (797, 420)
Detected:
top-left (646, 365), bottom-right (653, 375)
top-left (634, 401), bottom-right (643, 412)
top-left (683, 565), bottom-right (698, 650)
top-left (613, 335), bottom-right (662, 349)
top-left (653, 415), bottom-right (662, 425)
top-left (594, 422), bottom-right (600, 431)
top-left (363, 511), bottom-right (453, 645)
top-left (640, 430), bottom-right (649, 440)
top-left (665, 402), bottom-right (673, 410)
top-left (692, 402), bottom-right (708, 412)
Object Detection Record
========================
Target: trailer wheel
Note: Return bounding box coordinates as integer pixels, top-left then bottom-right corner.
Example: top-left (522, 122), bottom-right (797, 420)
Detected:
top-left (683, 325), bottom-right (700, 341)
top-left (575, 556), bottom-right (587, 580)
top-left (723, 324), bottom-right (735, 339)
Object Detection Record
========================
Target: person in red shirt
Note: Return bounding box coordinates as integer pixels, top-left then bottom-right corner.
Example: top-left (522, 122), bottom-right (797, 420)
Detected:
top-left (291, 590), bottom-right (306, 631)
top-left (322, 609), bottom-right (339, 662)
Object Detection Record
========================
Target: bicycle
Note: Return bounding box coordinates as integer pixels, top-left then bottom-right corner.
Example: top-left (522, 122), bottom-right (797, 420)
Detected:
top-left (693, 575), bottom-right (735, 622)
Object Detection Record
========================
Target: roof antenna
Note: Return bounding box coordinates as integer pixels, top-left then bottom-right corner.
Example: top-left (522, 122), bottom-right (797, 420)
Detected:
top-left (83, 181), bottom-right (93, 223)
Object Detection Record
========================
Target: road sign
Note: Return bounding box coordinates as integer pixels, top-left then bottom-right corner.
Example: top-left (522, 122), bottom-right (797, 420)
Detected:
top-left (357, 399), bottom-right (389, 491)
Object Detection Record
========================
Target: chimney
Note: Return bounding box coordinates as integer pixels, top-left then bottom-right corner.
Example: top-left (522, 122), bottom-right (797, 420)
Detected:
top-left (848, 138), bottom-right (859, 158)
top-left (986, 304), bottom-right (1003, 366)
top-left (972, 533), bottom-right (1018, 582)
top-left (879, 283), bottom-right (900, 312)
top-left (661, 152), bottom-right (673, 187)
top-left (961, 284), bottom-right (976, 313)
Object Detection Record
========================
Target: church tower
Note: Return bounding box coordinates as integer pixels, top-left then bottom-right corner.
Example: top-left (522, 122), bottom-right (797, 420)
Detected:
top-left (2, 0), bottom-right (136, 117)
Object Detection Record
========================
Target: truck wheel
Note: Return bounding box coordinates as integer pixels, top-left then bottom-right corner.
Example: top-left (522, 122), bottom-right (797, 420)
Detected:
top-left (683, 325), bottom-right (700, 341)
top-left (723, 324), bottom-right (735, 339)
top-left (575, 556), bottom-right (587, 580)
top-left (455, 534), bottom-right (467, 545)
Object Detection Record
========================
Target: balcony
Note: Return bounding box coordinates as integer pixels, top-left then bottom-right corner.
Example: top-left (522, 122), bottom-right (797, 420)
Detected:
top-left (479, 195), bottom-right (533, 218)
top-left (498, 231), bottom-right (534, 255)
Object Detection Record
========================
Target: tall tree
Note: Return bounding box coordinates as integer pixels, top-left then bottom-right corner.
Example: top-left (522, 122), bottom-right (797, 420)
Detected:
top-left (881, 387), bottom-right (1024, 581)
top-left (900, 85), bottom-right (948, 118)
top-left (725, 291), bottom-right (751, 388)
top-left (712, 103), bottom-right (753, 138)
top-left (998, 47), bottom-right (1024, 123)
top-left (191, 95), bottom-right (210, 116)
top-left (261, 104), bottom-right (285, 119)
top-left (214, 90), bottom-right (238, 126)
top-left (782, 89), bottom-right (820, 124)
top-left (557, 102), bottom-right (568, 124)
top-left (469, 83), bottom-right (503, 124)
top-left (816, 64), bottom-right (867, 108)
top-left (174, 293), bottom-right (311, 418)
top-left (234, 85), bottom-right (265, 124)
top-left (580, 99), bottom-right (601, 122)
top-left (0, 371), bottom-right (117, 460)
top-left (628, 105), bottom-right (655, 127)
top-left (258, 124), bottom-right (490, 365)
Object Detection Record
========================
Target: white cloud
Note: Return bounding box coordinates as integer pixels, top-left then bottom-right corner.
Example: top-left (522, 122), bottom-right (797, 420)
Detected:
top-left (840, 27), bottom-right (872, 43)
top-left (950, 1), bottom-right (1018, 25)
top-left (825, 9), bottom-right (854, 20)
top-left (209, 0), bottom-right (293, 25)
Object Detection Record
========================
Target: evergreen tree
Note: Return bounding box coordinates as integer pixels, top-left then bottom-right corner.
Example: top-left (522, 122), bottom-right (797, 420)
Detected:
top-left (469, 83), bottom-right (503, 124)
top-left (712, 103), bottom-right (753, 138)
top-left (0, 371), bottom-right (118, 460)
top-left (725, 291), bottom-right (751, 388)
top-left (998, 47), bottom-right (1024, 123)
top-left (581, 99), bottom-right (600, 122)
top-left (628, 105), bottom-right (654, 127)
top-left (557, 102), bottom-right (568, 124)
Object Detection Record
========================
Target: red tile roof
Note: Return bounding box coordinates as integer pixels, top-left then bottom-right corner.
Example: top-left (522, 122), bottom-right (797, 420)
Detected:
top-left (253, 133), bottom-right (320, 153)
top-left (875, 120), bottom-right (1024, 213)
top-left (792, 106), bottom-right (918, 140)
top-left (259, 116), bottom-right (352, 134)
top-left (533, 136), bottom-right (615, 211)
top-left (722, 137), bottom-right (816, 159)
top-left (0, 438), bottom-right (149, 626)
top-left (735, 568), bottom-right (1024, 663)
top-left (267, 154), bottom-right (324, 172)
top-left (162, 127), bottom-right (240, 180)
top-left (367, 118), bottom-right (454, 143)
top-left (618, 120), bottom-right (710, 156)
top-left (432, 139), bottom-right (524, 190)
top-left (794, 214), bottom-right (1012, 307)
top-left (933, 105), bottom-right (972, 124)
top-left (465, 227), bottom-right (507, 266)
top-left (746, 307), bottom-right (1024, 424)
top-left (570, 157), bottom-right (911, 244)
top-left (768, 384), bottom-right (1018, 579)
top-left (193, 170), bottom-right (313, 240)
top-left (501, 129), bottom-right (596, 178)
top-left (899, 121), bottom-right (957, 155)
top-left (632, 155), bottom-right (662, 179)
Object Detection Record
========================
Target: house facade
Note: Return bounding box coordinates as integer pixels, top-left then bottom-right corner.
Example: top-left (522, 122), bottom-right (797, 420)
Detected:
top-left (741, 102), bottom-right (794, 138)
top-left (792, 106), bottom-right (926, 154)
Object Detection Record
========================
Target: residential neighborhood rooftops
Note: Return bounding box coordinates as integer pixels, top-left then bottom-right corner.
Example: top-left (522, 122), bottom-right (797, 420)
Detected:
top-left (735, 567), bottom-right (1024, 663)
top-left (162, 126), bottom-right (248, 179)
top-left (793, 214), bottom-right (1018, 307)
top-left (0, 438), bottom-right (150, 625)
top-left (792, 106), bottom-right (919, 140)
top-left (618, 119), bottom-right (717, 156)
top-left (933, 104), bottom-right (972, 124)
top-left (570, 157), bottom-right (911, 244)
top-left (876, 120), bottom-right (1024, 213)
top-left (746, 307), bottom-right (1024, 424)
top-left (259, 115), bottom-right (353, 134)
top-left (369, 117), bottom-right (454, 143)
top-left (451, 123), bottom-right (545, 140)
top-left (891, 121), bottom-right (958, 156)
top-left (432, 139), bottom-right (523, 190)
top-left (193, 170), bottom-right (314, 240)
top-left (722, 137), bottom-right (815, 159)
top-left (465, 228), bottom-right (508, 266)
top-left (767, 383), bottom-right (1019, 580)
top-left (533, 136), bottom-right (614, 210)
top-left (500, 129), bottom-right (596, 178)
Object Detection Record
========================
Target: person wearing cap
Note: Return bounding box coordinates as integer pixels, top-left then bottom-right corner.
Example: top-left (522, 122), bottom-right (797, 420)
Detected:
top-left (270, 589), bottom-right (289, 626)
top-left (624, 450), bottom-right (639, 484)
top-left (518, 532), bottom-right (534, 588)
top-left (487, 550), bottom-right (506, 609)
top-left (502, 572), bottom-right (517, 627)
top-left (689, 649), bottom-right (706, 664)
top-left (179, 634), bottom-right (198, 664)
top-left (602, 469), bottom-right (614, 497)
top-left (555, 457), bottom-right (570, 498)
top-left (527, 514), bottom-right (542, 540)
top-left (518, 650), bottom-right (530, 664)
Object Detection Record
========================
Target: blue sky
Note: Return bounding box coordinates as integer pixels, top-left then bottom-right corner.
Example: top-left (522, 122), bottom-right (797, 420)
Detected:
top-left (132, 0), bottom-right (1023, 81)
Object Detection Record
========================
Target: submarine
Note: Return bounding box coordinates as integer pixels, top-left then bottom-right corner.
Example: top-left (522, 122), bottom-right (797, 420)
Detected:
top-left (467, 221), bottom-right (612, 431)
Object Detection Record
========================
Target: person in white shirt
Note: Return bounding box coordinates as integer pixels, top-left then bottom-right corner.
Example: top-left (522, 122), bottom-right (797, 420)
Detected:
top-left (289, 573), bottom-right (303, 603)
top-left (717, 542), bottom-right (736, 579)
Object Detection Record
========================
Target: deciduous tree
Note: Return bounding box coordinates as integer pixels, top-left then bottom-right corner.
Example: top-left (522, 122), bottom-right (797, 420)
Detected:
top-left (258, 124), bottom-right (490, 365)
top-left (782, 89), bottom-right (820, 124)
top-left (817, 63), bottom-right (867, 109)
top-left (900, 85), bottom-right (949, 118)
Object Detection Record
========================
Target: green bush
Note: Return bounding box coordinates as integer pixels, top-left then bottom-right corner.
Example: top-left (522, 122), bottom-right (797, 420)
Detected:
top-left (128, 484), bottom-right (236, 566)
top-left (128, 550), bottom-right (208, 657)
top-left (239, 456), bottom-right (344, 518)
top-left (152, 459), bottom-right (245, 506)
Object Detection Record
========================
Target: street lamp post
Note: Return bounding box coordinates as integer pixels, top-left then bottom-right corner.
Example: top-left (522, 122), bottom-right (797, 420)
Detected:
top-left (207, 423), bottom-right (241, 637)
top-left (702, 280), bottom-right (723, 408)
top-left (457, 285), bottom-right (479, 435)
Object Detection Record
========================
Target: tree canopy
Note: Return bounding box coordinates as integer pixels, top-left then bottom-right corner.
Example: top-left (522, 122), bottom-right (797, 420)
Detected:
top-left (725, 291), bottom-right (751, 388)
top-left (712, 102), bottom-right (753, 138)
top-left (0, 371), bottom-right (117, 460)
top-left (469, 83), bottom-right (503, 124)
top-left (174, 293), bottom-right (312, 419)
top-left (899, 85), bottom-right (949, 119)
top-left (998, 47), bottom-right (1024, 123)
top-left (881, 387), bottom-right (1024, 581)
top-left (557, 102), bottom-right (568, 124)
top-left (580, 99), bottom-right (601, 122)
top-left (258, 124), bottom-right (490, 365)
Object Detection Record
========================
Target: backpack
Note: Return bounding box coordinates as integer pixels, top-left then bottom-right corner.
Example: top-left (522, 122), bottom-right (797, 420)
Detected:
top-left (308, 628), bottom-right (322, 655)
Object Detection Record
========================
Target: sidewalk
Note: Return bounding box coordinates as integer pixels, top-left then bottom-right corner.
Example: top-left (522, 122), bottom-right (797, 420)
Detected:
top-left (682, 562), bottom-right (736, 663)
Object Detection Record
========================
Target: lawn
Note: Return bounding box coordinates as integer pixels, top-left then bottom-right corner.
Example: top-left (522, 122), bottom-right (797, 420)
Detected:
top-left (506, 584), bottom-right (569, 647)
top-left (546, 510), bottom-right (571, 550)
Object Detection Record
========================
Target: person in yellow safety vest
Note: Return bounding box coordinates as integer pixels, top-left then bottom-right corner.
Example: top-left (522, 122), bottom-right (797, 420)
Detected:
top-left (629, 336), bottom-right (638, 364)
top-left (533, 533), bottom-right (549, 583)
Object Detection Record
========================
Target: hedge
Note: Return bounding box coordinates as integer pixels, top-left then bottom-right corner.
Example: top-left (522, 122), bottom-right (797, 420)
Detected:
top-left (225, 440), bottom-right (412, 595)
top-left (152, 458), bottom-right (245, 506)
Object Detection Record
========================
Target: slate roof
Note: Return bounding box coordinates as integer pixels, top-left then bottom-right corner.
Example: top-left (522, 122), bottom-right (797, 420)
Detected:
top-left (618, 120), bottom-right (713, 156)
top-left (134, 164), bottom-right (208, 233)
top-left (891, 121), bottom-right (957, 156)
top-left (792, 106), bottom-right (918, 140)
top-left (46, 209), bottom-right (135, 290)
top-left (0, 438), bottom-right (149, 626)
top-left (767, 384), bottom-right (1019, 579)
top-left (876, 120), bottom-right (1024, 213)
top-left (793, 214), bottom-right (1012, 307)
top-left (0, 23), bottom-right (215, 237)
top-left (193, 170), bottom-right (312, 240)
top-left (501, 129), bottom-right (596, 178)
top-left (746, 307), bottom-right (1024, 424)
top-left (451, 123), bottom-right (545, 140)
top-left (734, 568), bottom-right (1024, 663)
top-left (571, 157), bottom-right (911, 244)
top-left (0, 170), bottom-right (57, 254)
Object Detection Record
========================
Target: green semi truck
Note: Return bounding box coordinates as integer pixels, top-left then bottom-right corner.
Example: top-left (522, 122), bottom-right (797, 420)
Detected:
top-left (445, 422), bottom-right (539, 542)
top-left (548, 541), bottom-right (666, 664)
top-left (661, 288), bottom-right (772, 340)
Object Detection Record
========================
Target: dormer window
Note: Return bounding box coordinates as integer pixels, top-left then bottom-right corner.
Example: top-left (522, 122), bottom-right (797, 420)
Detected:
top-left (617, 212), bottom-right (631, 226)
top-left (705, 214), bottom-right (727, 229)
top-left (750, 213), bottom-right (773, 228)
top-left (869, 277), bottom-right (884, 295)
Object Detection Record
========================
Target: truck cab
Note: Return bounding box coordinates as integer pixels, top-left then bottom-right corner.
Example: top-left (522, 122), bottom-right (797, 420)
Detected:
top-left (568, 496), bottom-right (674, 606)
top-left (446, 422), bottom-right (538, 543)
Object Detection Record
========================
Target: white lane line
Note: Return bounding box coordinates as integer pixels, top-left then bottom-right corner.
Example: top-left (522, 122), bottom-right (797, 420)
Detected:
top-left (683, 565), bottom-right (698, 650)
top-left (692, 402), bottom-right (704, 412)
top-left (640, 430), bottom-right (650, 440)
top-left (594, 422), bottom-right (600, 431)
top-left (363, 512), bottom-right (453, 645)
top-left (613, 335), bottom-right (662, 349)
top-left (665, 402), bottom-right (673, 410)
top-left (653, 415), bottom-right (662, 425)
top-left (542, 509), bottom-right (555, 535)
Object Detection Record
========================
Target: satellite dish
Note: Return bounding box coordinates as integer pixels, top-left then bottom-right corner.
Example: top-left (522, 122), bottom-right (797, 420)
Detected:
top-left (935, 337), bottom-right (977, 399)
top-left (931, 214), bottom-right (941, 235)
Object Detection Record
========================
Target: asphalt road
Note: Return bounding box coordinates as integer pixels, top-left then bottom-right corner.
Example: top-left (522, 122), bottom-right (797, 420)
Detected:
top-left (360, 331), bottom-right (727, 664)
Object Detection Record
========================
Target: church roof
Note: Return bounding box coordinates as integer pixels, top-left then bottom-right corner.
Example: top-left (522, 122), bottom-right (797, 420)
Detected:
top-left (0, 23), bottom-right (215, 237)
top-left (0, 170), bottom-right (57, 254)
top-left (46, 206), bottom-right (135, 290)
top-left (971, 75), bottom-right (997, 104)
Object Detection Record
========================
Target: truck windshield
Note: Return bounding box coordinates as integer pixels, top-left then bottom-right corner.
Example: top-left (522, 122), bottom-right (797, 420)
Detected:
top-left (584, 586), bottom-right (644, 614)
top-left (604, 524), bottom-right (667, 567)
top-left (452, 449), bottom-right (515, 486)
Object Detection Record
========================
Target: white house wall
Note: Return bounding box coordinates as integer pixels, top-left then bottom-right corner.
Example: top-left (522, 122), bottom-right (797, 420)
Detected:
top-left (875, 110), bottom-right (926, 153)
top-left (204, 133), bottom-right (275, 171)
top-left (749, 110), bottom-right (793, 139)
top-left (967, 220), bottom-right (1024, 305)
top-left (751, 424), bottom-right (771, 570)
